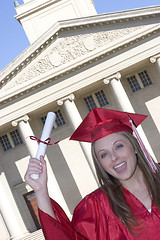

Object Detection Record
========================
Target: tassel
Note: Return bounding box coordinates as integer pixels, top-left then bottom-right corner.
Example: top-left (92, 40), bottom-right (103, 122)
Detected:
top-left (129, 118), bottom-right (157, 173)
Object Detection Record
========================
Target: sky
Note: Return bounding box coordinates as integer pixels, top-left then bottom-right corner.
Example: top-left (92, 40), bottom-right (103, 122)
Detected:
top-left (0, 0), bottom-right (160, 71)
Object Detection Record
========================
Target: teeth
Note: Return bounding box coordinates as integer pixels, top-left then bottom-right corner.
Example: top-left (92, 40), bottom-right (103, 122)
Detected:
top-left (114, 162), bottom-right (125, 169)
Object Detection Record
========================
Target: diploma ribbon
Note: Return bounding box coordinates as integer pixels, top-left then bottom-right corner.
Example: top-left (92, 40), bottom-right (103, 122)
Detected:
top-left (30, 136), bottom-right (59, 145)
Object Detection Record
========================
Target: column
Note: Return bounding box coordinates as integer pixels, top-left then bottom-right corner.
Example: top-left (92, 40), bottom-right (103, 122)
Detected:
top-left (12, 115), bottom-right (37, 157)
top-left (0, 162), bottom-right (27, 239)
top-left (150, 54), bottom-right (160, 74)
top-left (57, 94), bottom-right (98, 183)
top-left (104, 72), bottom-right (134, 112)
top-left (57, 94), bottom-right (82, 130)
top-left (12, 116), bottom-right (71, 217)
top-left (103, 72), bottom-right (157, 161)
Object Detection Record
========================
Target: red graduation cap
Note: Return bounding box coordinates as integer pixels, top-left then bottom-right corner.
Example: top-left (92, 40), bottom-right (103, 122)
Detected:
top-left (70, 108), bottom-right (147, 143)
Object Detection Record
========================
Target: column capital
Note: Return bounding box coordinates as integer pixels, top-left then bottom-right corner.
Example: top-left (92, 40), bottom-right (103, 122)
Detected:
top-left (103, 72), bottom-right (121, 84)
top-left (150, 54), bottom-right (160, 63)
top-left (12, 115), bottom-right (30, 127)
top-left (57, 94), bottom-right (75, 106)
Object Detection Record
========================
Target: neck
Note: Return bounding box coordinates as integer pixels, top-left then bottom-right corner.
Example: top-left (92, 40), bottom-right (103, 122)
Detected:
top-left (121, 165), bottom-right (145, 192)
top-left (121, 165), bottom-right (152, 210)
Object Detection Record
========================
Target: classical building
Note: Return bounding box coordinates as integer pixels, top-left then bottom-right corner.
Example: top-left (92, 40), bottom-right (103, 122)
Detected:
top-left (0, 0), bottom-right (160, 239)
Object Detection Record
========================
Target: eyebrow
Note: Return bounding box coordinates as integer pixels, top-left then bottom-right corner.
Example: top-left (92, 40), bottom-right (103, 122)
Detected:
top-left (97, 149), bottom-right (106, 154)
top-left (113, 140), bottom-right (124, 145)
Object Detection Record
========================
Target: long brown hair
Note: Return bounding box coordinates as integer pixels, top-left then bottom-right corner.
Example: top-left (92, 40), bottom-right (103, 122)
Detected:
top-left (91, 131), bottom-right (160, 234)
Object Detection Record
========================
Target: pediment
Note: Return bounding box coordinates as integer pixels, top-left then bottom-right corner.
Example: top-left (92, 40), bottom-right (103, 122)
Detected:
top-left (0, 6), bottom-right (160, 103)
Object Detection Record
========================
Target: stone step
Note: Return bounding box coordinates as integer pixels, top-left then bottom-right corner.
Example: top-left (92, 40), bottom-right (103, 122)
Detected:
top-left (17, 229), bottom-right (44, 240)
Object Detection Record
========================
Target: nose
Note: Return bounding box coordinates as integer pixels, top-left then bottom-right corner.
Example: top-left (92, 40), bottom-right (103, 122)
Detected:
top-left (110, 151), bottom-right (118, 161)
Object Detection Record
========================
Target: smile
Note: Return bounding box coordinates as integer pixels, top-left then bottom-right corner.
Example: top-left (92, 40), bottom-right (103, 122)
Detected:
top-left (114, 162), bottom-right (126, 169)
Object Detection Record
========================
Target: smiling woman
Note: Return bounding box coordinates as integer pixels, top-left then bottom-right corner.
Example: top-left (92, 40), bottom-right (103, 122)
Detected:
top-left (25, 108), bottom-right (160, 240)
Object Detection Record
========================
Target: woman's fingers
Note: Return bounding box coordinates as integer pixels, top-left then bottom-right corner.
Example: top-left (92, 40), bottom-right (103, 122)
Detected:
top-left (25, 156), bottom-right (47, 179)
top-left (27, 163), bottom-right (42, 173)
top-left (40, 156), bottom-right (46, 171)
top-left (25, 168), bottom-right (42, 179)
top-left (24, 156), bottom-right (48, 191)
top-left (25, 158), bottom-right (41, 179)
top-left (29, 157), bottom-right (41, 167)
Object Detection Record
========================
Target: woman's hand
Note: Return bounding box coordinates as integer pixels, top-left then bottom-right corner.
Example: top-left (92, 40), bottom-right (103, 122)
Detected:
top-left (25, 156), bottom-right (56, 219)
top-left (24, 156), bottom-right (47, 194)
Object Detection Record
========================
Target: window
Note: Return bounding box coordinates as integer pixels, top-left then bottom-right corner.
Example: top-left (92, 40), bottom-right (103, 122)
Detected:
top-left (0, 130), bottom-right (23, 152)
top-left (95, 90), bottom-right (109, 107)
top-left (84, 89), bottom-right (109, 111)
top-left (127, 75), bottom-right (141, 93)
top-left (127, 70), bottom-right (152, 93)
top-left (84, 95), bottom-right (97, 111)
top-left (0, 134), bottom-right (12, 152)
top-left (41, 109), bottom-right (66, 129)
top-left (10, 129), bottom-right (23, 146)
top-left (138, 70), bottom-right (152, 87)
top-left (55, 109), bottom-right (66, 127)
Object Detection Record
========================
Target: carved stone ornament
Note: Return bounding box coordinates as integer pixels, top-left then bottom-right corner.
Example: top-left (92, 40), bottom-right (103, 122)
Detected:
top-left (104, 72), bottom-right (121, 84)
top-left (49, 51), bottom-right (62, 66)
top-left (83, 36), bottom-right (95, 51)
top-left (1, 26), bottom-right (143, 94)
top-left (12, 115), bottom-right (30, 127)
top-left (150, 54), bottom-right (160, 63)
top-left (57, 94), bottom-right (75, 105)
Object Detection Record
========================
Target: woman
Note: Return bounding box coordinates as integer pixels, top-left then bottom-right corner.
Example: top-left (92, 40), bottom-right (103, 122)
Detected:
top-left (25, 108), bottom-right (160, 239)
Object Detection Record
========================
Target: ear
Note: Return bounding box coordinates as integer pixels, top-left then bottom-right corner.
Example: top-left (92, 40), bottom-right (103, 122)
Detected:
top-left (134, 148), bottom-right (137, 154)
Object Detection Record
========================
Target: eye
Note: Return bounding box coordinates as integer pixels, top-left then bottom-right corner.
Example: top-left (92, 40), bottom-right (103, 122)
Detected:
top-left (100, 152), bottom-right (107, 159)
top-left (115, 144), bottom-right (123, 150)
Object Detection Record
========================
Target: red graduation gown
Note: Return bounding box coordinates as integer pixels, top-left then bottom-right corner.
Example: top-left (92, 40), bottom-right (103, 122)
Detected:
top-left (39, 188), bottom-right (160, 240)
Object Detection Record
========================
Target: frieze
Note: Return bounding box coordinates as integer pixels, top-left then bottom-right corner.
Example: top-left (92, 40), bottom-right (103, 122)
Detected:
top-left (5, 56), bottom-right (53, 89)
top-left (2, 26), bottom-right (143, 93)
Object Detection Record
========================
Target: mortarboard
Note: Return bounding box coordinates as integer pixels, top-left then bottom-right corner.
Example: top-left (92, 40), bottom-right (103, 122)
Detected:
top-left (70, 108), bottom-right (147, 143)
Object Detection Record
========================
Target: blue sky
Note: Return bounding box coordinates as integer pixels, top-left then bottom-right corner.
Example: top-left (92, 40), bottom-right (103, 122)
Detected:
top-left (0, 0), bottom-right (160, 71)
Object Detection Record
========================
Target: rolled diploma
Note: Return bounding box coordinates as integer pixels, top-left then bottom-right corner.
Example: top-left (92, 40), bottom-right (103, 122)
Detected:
top-left (31, 112), bottom-right (56, 179)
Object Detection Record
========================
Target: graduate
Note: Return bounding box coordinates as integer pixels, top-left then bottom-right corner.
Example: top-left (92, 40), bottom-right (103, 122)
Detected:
top-left (25, 108), bottom-right (160, 239)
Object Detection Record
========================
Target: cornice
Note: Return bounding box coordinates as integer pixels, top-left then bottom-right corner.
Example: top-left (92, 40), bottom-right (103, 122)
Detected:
top-left (15, 3), bottom-right (160, 23)
top-left (15, 0), bottom-right (64, 22)
top-left (59, 5), bottom-right (160, 26)
top-left (0, 23), bottom-right (159, 105)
